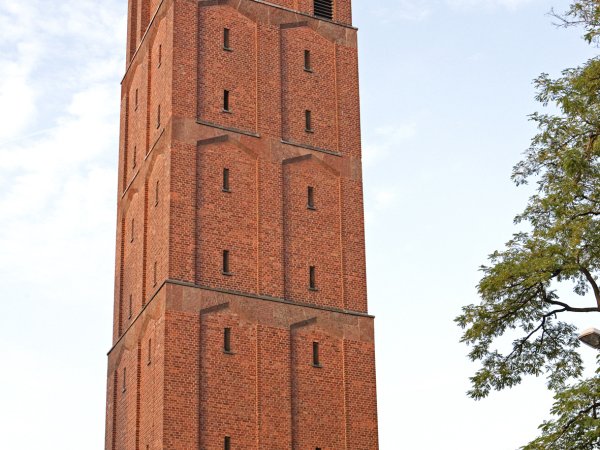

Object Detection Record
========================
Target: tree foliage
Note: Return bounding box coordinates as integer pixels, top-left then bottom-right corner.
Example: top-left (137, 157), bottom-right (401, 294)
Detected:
top-left (552, 0), bottom-right (600, 45)
top-left (456, 2), bottom-right (600, 448)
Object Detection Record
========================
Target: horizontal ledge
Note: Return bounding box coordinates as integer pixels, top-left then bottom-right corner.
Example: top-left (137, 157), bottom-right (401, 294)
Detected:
top-left (196, 119), bottom-right (260, 138)
top-left (280, 139), bottom-right (342, 157)
top-left (167, 279), bottom-right (374, 318)
top-left (200, 0), bottom-right (357, 31)
top-left (107, 279), bottom-right (373, 355)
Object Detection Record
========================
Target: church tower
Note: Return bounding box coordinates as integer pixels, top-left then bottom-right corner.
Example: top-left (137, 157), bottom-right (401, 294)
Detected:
top-left (105, 0), bottom-right (379, 448)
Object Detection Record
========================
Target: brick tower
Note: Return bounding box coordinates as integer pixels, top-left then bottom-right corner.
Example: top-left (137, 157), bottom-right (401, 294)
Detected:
top-left (105, 0), bottom-right (378, 448)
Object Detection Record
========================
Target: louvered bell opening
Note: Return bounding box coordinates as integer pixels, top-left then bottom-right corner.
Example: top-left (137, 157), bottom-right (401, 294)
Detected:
top-left (314, 0), bottom-right (333, 20)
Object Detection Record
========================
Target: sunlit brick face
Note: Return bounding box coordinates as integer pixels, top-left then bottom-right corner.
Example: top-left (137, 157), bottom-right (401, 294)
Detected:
top-left (107, 1), bottom-right (377, 449)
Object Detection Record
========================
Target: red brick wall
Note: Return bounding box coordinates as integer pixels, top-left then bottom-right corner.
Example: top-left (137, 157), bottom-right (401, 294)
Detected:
top-left (257, 159), bottom-right (285, 298)
top-left (258, 325), bottom-right (292, 445)
top-left (336, 44), bottom-right (362, 159)
top-left (145, 152), bottom-right (169, 301)
top-left (196, 139), bottom-right (259, 292)
top-left (198, 308), bottom-right (258, 448)
top-left (268, 0), bottom-right (353, 25)
top-left (281, 25), bottom-right (338, 152)
top-left (126, 59), bottom-right (148, 186)
top-left (138, 321), bottom-right (158, 448)
top-left (283, 156), bottom-right (343, 308)
top-left (291, 325), bottom-right (346, 449)
top-left (106, 290), bottom-right (166, 450)
top-left (198, 5), bottom-right (258, 134)
top-left (107, 286), bottom-right (378, 450)
top-left (122, 190), bottom-right (144, 330)
top-left (108, 0), bottom-right (377, 448)
top-left (163, 310), bottom-right (200, 448)
top-left (345, 339), bottom-right (380, 449)
top-left (149, 16), bottom-right (170, 151)
top-left (114, 348), bottom-right (137, 450)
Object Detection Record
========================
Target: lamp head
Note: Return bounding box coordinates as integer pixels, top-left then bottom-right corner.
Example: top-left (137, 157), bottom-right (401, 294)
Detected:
top-left (578, 328), bottom-right (600, 350)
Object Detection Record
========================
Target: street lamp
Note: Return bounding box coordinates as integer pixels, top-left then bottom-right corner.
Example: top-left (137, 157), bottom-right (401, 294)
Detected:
top-left (579, 328), bottom-right (600, 350)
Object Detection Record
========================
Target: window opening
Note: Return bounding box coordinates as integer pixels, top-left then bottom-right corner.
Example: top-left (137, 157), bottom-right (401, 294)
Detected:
top-left (305, 110), bottom-right (313, 132)
top-left (223, 250), bottom-right (231, 275)
top-left (155, 180), bottom-right (159, 206)
top-left (313, 342), bottom-right (321, 367)
top-left (307, 186), bottom-right (315, 210)
top-left (304, 50), bottom-right (312, 71)
top-left (224, 436), bottom-right (231, 450)
top-left (223, 90), bottom-right (230, 112)
top-left (224, 328), bottom-right (232, 353)
top-left (223, 168), bottom-right (230, 192)
top-left (157, 104), bottom-right (161, 128)
top-left (314, 0), bottom-right (333, 20)
top-left (309, 266), bottom-right (316, 290)
top-left (223, 28), bottom-right (231, 50)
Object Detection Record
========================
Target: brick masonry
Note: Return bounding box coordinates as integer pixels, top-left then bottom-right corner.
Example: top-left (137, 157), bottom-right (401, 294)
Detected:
top-left (106, 0), bottom-right (378, 448)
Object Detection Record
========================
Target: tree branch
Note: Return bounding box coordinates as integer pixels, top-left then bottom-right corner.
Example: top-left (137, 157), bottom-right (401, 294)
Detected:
top-left (579, 266), bottom-right (600, 308)
top-left (556, 401), bottom-right (600, 443)
top-left (542, 297), bottom-right (600, 313)
top-left (568, 210), bottom-right (600, 220)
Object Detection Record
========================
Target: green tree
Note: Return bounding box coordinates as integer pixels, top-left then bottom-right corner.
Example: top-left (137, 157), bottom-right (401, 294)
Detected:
top-left (456, 2), bottom-right (600, 448)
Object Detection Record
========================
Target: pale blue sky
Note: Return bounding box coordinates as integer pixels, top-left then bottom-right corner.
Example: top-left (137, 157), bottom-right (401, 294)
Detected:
top-left (0, 0), bottom-right (598, 448)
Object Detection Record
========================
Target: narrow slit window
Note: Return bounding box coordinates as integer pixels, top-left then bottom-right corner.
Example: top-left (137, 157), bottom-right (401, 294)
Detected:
top-left (304, 50), bottom-right (312, 71)
top-left (135, 88), bottom-right (139, 110)
top-left (148, 339), bottom-right (152, 365)
top-left (223, 90), bottom-right (230, 112)
top-left (131, 218), bottom-right (135, 242)
top-left (224, 436), bottom-right (231, 450)
top-left (128, 294), bottom-right (132, 319)
top-left (158, 44), bottom-right (162, 67)
top-left (309, 266), bottom-right (316, 290)
top-left (223, 28), bottom-right (231, 50)
top-left (132, 145), bottom-right (137, 169)
top-left (157, 104), bottom-right (161, 128)
top-left (153, 261), bottom-right (157, 286)
top-left (307, 186), bottom-right (315, 209)
top-left (223, 168), bottom-right (230, 192)
top-left (314, 0), bottom-right (333, 20)
top-left (222, 250), bottom-right (231, 274)
top-left (122, 367), bottom-right (127, 392)
top-left (224, 328), bottom-right (231, 353)
top-left (312, 342), bottom-right (321, 367)
top-left (305, 110), bottom-right (312, 132)
top-left (155, 180), bottom-right (159, 206)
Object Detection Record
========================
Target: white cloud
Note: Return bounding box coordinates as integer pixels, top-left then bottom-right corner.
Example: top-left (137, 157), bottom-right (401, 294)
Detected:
top-left (0, 1), bottom-right (124, 447)
top-left (369, 0), bottom-right (535, 22)
top-left (363, 122), bottom-right (417, 167)
top-left (0, 4), bottom-right (38, 142)
top-left (372, 1), bottom-right (432, 22)
top-left (375, 189), bottom-right (398, 209)
top-left (446, 0), bottom-right (535, 10)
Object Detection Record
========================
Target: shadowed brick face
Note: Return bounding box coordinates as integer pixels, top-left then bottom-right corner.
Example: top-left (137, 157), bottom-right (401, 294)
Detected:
top-left (106, 0), bottom-right (378, 449)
